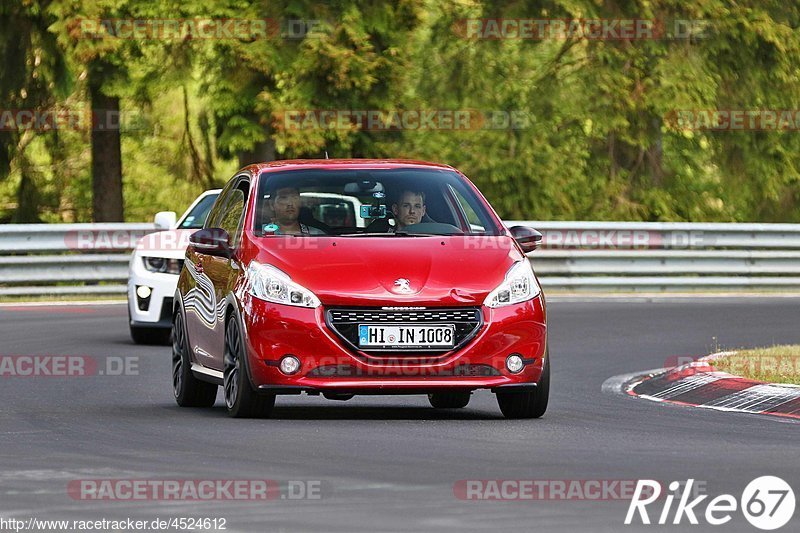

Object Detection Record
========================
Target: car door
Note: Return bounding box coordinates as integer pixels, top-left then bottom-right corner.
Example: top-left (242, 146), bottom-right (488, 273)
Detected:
top-left (188, 176), bottom-right (250, 371)
top-left (184, 182), bottom-right (231, 368)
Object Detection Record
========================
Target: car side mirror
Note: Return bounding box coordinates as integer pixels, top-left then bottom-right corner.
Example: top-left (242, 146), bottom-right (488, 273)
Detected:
top-left (154, 211), bottom-right (177, 230)
top-left (189, 228), bottom-right (232, 258)
top-left (509, 225), bottom-right (543, 253)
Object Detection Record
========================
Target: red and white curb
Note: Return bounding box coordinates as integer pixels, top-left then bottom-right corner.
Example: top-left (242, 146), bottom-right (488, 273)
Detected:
top-left (603, 352), bottom-right (800, 420)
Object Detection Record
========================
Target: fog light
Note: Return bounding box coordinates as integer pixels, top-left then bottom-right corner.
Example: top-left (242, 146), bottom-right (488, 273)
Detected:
top-left (136, 285), bottom-right (152, 299)
top-left (279, 355), bottom-right (301, 375)
top-left (506, 354), bottom-right (524, 374)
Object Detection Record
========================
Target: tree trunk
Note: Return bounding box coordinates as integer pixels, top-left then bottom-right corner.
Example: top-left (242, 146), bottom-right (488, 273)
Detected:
top-left (12, 160), bottom-right (40, 223)
top-left (238, 138), bottom-right (276, 168)
top-left (90, 75), bottom-right (124, 222)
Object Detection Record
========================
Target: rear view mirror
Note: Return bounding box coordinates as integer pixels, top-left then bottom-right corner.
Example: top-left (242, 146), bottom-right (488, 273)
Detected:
top-left (509, 225), bottom-right (543, 253)
top-left (189, 228), bottom-right (232, 257)
top-left (154, 211), bottom-right (177, 230)
top-left (344, 180), bottom-right (384, 194)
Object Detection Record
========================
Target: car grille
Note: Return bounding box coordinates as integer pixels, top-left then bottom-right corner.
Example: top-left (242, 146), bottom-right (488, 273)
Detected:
top-left (325, 307), bottom-right (483, 356)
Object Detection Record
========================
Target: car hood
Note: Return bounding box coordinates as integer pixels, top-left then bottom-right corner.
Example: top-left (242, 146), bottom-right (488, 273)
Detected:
top-left (249, 236), bottom-right (524, 306)
top-left (133, 229), bottom-right (196, 260)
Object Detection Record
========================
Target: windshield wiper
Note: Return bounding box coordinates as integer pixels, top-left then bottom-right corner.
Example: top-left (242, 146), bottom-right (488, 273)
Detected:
top-left (392, 231), bottom-right (441, 237)
top-left (336, 232), bottom-right (392, 237)
top-left (335, 232), bottom-right (437, 237)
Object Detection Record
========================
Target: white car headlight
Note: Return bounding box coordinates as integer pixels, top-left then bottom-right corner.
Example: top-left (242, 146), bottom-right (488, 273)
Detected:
top-left (142, 256), bottom-right (182, 275)
top-left (246, 262), bottom-right (321, 308)
top-left (483, 260), bottom-right (541, 308)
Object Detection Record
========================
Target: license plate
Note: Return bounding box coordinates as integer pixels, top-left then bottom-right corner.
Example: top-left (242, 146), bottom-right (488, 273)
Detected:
top-left (358, 324), bottom-right (455, 348)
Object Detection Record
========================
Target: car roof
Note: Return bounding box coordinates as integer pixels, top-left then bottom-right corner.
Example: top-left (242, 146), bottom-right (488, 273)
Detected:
top-left (240, 159), bottom-right (457, 175)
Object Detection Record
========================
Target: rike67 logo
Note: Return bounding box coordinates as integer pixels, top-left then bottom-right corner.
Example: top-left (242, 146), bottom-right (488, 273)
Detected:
top-left (626, 477), bottom-right (795, 530)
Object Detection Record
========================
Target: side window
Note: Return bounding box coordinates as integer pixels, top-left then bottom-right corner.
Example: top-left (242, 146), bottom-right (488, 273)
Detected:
top-left (218, 181), bottom-right (249, 248)
top-left (204, 174), bottom-right (248, 231)
top-left (204, 187), bottom-right (232, 230)
top-left (448, 184), bottom-right (485, 233)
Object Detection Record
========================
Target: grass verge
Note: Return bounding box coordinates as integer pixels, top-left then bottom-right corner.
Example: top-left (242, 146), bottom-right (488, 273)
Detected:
top-left (711, 345), bottom-right (800, 385)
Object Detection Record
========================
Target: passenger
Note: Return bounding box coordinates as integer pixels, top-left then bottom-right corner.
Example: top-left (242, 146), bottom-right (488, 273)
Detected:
top-left (266, 186), bottom-right (325, 235)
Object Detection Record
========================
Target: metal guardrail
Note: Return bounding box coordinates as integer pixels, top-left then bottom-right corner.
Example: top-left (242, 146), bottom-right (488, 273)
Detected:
top-left (2, 222), bottom-right (800, 296)
top-left (510, 221), bottom-right (800, 291)
top-left (0, 224), bottom-right (154, 297)
top-left (0, 223), bottom-right (155, 253)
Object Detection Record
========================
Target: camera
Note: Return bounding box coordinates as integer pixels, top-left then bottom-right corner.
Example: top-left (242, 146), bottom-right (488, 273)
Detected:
top-left (360, 204), bottom-right (387, 219)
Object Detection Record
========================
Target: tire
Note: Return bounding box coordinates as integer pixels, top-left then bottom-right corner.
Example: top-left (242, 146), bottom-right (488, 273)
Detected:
top-left (172, 310), bottom-right (217, 407)
top-left (428, 391), bottom-right (471, 409)
top-left (130, 325), bottom-right (171, 345)
top-left (496, 351), bottom-right (550, 419)
top-left (223, 315), bottom-right (275, 418)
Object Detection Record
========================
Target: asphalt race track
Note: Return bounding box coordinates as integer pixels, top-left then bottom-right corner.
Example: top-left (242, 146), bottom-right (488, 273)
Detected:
top-left (1, 297), bottom-right (798, 532)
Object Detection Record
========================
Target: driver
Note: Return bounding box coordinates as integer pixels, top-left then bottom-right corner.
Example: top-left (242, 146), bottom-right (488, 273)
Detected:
top-left (391, 190), bottom-right (426, 231)
top-left (267, 186), bottom-right (325, 235)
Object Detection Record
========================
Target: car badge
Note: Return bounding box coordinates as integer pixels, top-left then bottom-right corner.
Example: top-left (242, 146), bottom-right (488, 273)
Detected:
top-left (394, 278), bottom-right (413, 293)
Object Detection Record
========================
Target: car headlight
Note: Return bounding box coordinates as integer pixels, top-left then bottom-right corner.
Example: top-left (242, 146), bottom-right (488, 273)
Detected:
top-left (142, 257), bottom-right (182, 274)
top-left (483, 260), bottom-right (540, 308)
top-left (245, 262), bottom-right (321, 308)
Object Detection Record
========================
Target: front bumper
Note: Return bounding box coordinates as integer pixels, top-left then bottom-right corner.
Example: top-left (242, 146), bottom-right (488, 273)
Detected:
top-left (240, 294), bottom-right (547, 392)
top-left (128, 259), bottom-right (180, 328)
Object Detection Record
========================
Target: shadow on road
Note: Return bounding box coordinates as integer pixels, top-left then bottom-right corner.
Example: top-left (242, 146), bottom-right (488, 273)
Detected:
top-left (158, 403), bottom-right (512, 421)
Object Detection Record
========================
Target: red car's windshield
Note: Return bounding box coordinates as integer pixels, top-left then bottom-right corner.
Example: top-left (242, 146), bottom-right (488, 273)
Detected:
top-left (254, 168), bottom-right (500, 237)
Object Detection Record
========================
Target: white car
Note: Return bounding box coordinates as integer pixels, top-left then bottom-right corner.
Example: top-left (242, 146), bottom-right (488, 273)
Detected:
top-left (128, 190), bottom-right (221, 344)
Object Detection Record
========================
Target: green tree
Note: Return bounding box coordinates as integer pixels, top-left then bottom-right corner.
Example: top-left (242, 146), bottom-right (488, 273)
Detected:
top-left (51, 0), bottom-right (132, 221)
top-left (0, 0), bottom-right (71, 222)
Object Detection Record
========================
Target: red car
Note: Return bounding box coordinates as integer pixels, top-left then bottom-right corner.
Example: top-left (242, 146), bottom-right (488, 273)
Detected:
top-left (172, 160), bottom-right (549, 419)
